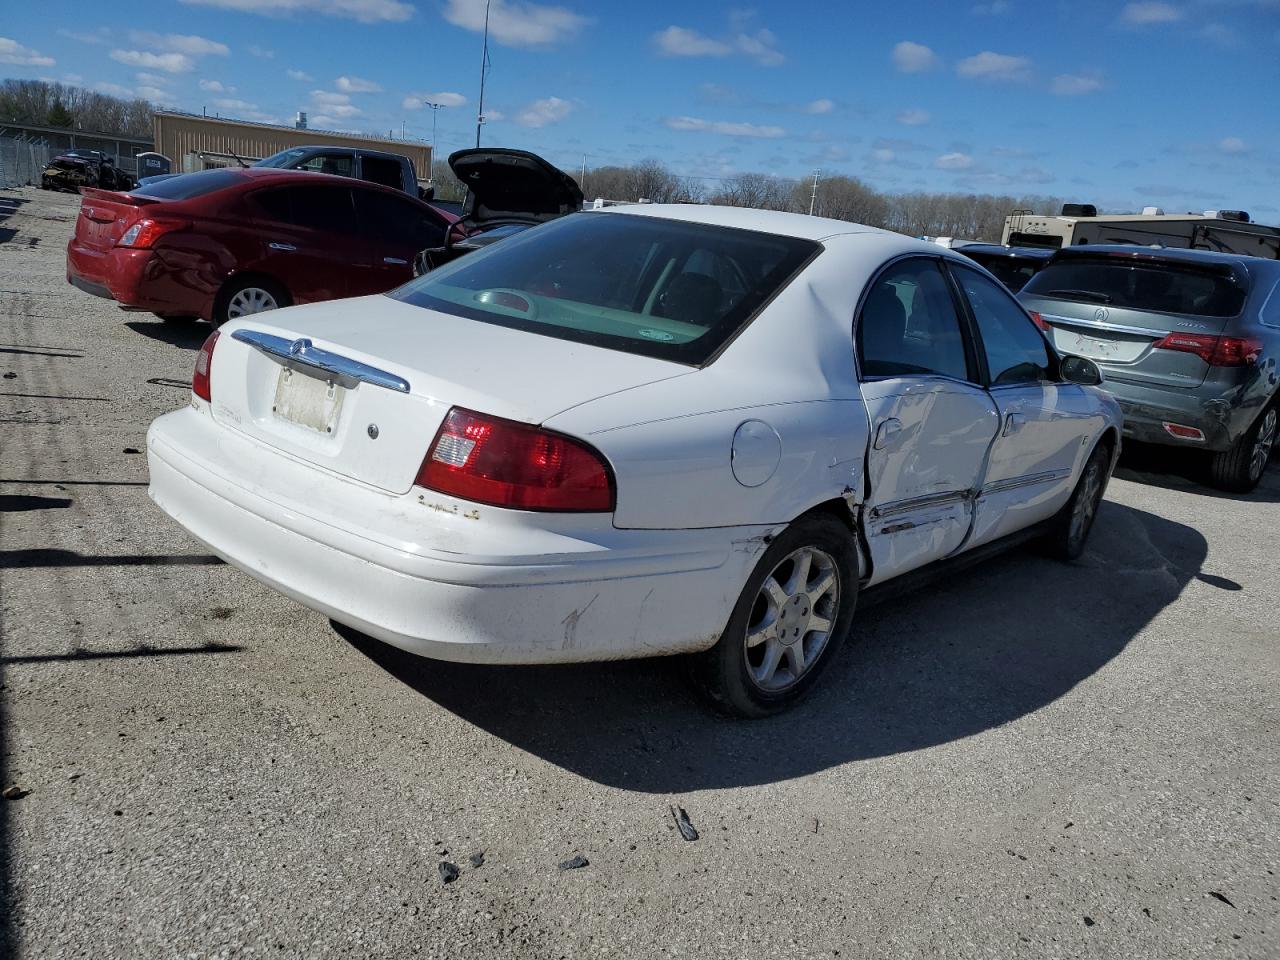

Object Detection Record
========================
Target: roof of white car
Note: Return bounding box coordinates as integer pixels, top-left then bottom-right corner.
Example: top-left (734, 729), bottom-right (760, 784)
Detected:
top-left (591, 203), bottom-right (892, 242)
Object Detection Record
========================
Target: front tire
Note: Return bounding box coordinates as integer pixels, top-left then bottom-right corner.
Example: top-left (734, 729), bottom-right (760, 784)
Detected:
top-left (694, 513), bottom-right (858, 718)
top-left (1208, 403), bottom-right (1277, 493)
top-left (1044, 439), bottom-right (1111, 561)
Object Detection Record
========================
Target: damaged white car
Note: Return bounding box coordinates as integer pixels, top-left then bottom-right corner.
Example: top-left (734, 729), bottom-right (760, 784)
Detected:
top-left (147, 205), bottom-right (1121, 716)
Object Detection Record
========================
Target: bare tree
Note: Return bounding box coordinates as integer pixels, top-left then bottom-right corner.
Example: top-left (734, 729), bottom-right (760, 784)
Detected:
top-left (0, 79), bottom-right (153, 136)
top-left (711, 172), bottom-right (794, 210)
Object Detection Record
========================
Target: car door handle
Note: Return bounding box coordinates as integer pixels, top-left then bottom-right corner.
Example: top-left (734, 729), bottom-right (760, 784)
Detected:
top-left (874, 418), bottom-right (903, 450)
top-left (383, 256), bottom-right (408, 265)
top-left (269, 242), bottom-right (296, 252)
top-left (1003, 413), bottom-right (1026, 437)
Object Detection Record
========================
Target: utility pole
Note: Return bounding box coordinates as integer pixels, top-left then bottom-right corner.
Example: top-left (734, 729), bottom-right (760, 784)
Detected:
top-left (809, 169), bottom-right (820, 216)
top-left (580, 153), bottom-right (589, 194)
top-left (475, 0), bottom-right (491, 148)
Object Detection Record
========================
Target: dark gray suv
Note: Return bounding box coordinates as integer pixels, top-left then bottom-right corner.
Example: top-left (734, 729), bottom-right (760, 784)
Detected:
top-left (1019, 246), bottom-right (1279, 492)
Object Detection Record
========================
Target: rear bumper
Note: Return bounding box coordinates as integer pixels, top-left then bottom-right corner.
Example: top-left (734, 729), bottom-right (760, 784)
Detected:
top-left (146, 407), bottom-right (766, 664)
top-left (1103, 377), bottom-right (1250, 452)
top-left (66, 240), bottom-right (211, 318)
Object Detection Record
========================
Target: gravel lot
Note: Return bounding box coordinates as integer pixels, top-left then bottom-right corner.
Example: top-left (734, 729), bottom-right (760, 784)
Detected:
top-left (1, 185), bottom-right (1277, 959)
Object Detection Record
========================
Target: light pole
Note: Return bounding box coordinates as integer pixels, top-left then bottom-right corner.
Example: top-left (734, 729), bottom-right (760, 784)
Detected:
top-left (475, 0), bottom-right (491, 147)
top-left (580, 153), bottom-right (589, 195)
top-left (808, 169), bottom-right (820, 216)
top-left (424, 101), bottom-right (446, 175)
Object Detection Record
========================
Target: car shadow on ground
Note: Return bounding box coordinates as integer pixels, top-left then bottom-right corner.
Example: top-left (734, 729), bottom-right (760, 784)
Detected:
top-left (1115, 440), bottom-right (1280, 504)
top-left (340, 500), bottom-right (1207, 793)
top-left (124, 319), bottom-right (209, 349)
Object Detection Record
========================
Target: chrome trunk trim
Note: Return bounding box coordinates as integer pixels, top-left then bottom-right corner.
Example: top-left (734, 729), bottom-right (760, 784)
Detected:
top-left (231, 329), bottom-right (411, 393)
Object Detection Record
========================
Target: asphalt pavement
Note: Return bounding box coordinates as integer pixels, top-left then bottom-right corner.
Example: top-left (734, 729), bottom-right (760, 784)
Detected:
top-left (1, 186), bottom-right (1276, 959)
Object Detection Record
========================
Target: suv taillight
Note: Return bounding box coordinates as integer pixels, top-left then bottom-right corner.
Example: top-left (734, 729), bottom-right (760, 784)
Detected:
top-left (192, 330), bottom-right (219, 402)
top-left (416, 407), bottom-right (615, 512)
top-left (117, 217), bottom-right (189, 249)
top-left (1152, 333), bottom-right (1261, 367)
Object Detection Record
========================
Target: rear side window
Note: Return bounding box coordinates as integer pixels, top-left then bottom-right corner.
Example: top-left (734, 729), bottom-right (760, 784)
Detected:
top-left (133, 169), bottom-right (244, 200)
top-left (965, 253), bottom-right (1041, 292)
top-left (857, 258), bottom-right (971, 381)
top-left (294, 153), bottom-right (354, 177)
top-left (953, 266), bottom-right (1053, 385)
top-left (355, 190), bottom-right (445, 249)
top-left (252, 186), bottom-right (357, 234)
top-left (361, 155), bottom-right (403, 189)
top-left (1022, 258), bottom-right (1247, 317)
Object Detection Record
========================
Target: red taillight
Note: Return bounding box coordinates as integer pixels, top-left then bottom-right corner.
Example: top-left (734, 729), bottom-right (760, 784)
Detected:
top-left (416, 407), bottom-right (615, 512)
top-left (192, 330), bottom-right (219, 402)
top-left (1152, 332), bottom-right (1261, 367)
top-left (1028, 310), bottom-right (1050, 332)
top-left (116, 217), bottom-right (189, 249)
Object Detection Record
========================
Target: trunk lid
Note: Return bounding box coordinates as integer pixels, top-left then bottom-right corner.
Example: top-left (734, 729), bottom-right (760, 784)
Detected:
top-left (450, 148), bottom-right (583, 229)
top-left (211, 295), bottom-right (691, 494)
top-left (73, 188), bottom-right (157, 254)
top-left (1018, 250), bottom-right (1249, 389)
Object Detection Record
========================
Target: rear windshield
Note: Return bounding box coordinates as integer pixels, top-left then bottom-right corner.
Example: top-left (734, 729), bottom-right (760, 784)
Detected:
top-left (964, 252), bottom-right (1044, 292)
top-left (1022, 257), bottom-right (1247, 317)
top-left (132, 169), bottom-right (245, 200)
top-left (390, 212), bottom-right (819, 364)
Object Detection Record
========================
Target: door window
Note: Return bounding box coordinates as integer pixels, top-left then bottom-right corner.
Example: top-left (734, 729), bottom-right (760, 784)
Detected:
top-left (954, 266), bottom-right (1053, 385)
top-left (295, 152), bottom-right (354, 177)
top-left (253, 186), bottom-right (357, 235)
top-left (355, 190), bottom-right (445, 249)
top-left (857, 258), bottom-right (971, 381)
top-left (360, 155), bottom-right (404, 189)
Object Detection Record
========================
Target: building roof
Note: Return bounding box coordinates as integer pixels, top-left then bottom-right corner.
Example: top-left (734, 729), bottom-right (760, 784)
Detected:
top-left (154, 110), bottom-right (428, 148)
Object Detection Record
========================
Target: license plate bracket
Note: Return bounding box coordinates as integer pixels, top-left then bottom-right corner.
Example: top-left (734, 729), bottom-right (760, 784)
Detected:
top-left (273, 366), bottom-right (345, 434)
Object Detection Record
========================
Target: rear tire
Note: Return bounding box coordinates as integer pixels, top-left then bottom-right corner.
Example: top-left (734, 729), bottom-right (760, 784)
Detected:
top-left (213, 277), bottom-right (290, 327)
top-left (1044, 439), bottom-right (1112, 561)
top-left (1208, 402), bottom-right (1277, 493)
top-left (693, 513), bottom-right (858, 718)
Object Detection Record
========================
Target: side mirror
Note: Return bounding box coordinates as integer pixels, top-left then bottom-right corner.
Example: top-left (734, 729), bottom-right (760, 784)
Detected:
top-left (1060, 354), bottom-right (1103, 386)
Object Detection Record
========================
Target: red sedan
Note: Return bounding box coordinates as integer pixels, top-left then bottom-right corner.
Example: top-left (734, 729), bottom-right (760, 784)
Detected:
top-left (66, 167), bottom-right (458, 325)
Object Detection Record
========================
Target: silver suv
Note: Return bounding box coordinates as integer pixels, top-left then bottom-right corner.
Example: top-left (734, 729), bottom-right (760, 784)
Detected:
top-left (1019, 246), bottom-right (1279, 492)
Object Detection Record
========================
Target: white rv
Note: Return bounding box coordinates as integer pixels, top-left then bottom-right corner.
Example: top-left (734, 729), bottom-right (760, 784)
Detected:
top-left (1002, 204), bottom-right (1280, 260)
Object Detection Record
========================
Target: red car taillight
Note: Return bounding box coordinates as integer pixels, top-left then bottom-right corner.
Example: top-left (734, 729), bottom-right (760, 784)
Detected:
top-left (192, 330), bottom-right (219, 402)
top-left (116, 217), bottom-right (189, 249)
top-left (1152, 333), bottom-right (1261, 367)
top-left (416, 407), bottom-right (615, 512)
top-left (1028, 310), bottom-right (1051, 333)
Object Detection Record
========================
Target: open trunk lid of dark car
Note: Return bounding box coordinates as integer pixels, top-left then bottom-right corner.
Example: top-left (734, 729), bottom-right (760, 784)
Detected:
top-left (1018, 248), bottom-right (1251, 389)
top-left (450, 148), bottom-right (583, 229)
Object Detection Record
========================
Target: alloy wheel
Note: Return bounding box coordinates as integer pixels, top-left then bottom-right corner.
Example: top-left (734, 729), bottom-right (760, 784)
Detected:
top-left (227, 286), bottom-right (279, 320)
top-left (1249, 408), bottom-right (1277, 483)
top-left (1069, 458), bottom-right (1104, 548)
top-left (743, 546), bottom-right (840, 693)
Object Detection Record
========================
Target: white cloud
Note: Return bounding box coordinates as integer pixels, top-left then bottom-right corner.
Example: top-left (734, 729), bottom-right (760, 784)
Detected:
top-left (110, 49), bottom-right (194, 72)
top-left (199, 78), bottom-right (229, 92)
top-left (665, 116), bottom-right (786, 138)
top-left (94, 81), bottom-right (134, 97)
top-left (443, 0), bottom-right (588, 47)
top-left (0, 37), bottom-right (56, 67)
top-left (336, 75), bottom-right (381, 93)
top-left (1051, 71), bottom-right (1104, 95)
top-left (956, 50), bottom-right (1033, 82)
top-left (892, 40), bottom-right (939, 73)
top-left (971, 0), bottom-right (1011, 12)
top-left (58, 28), bottom-right (112, 46)
top-left (62, 73), bottom-right (84, 84)
top-left (515, 96), bottom-right (573, 127)
top-left (653, 26), bottom-right (731, 57)
top-left (310, 89), bottom-right (351, 105)
top-left (130, 32), bottom-right (230, 56)
top-left (136, 72), bottom-right (172, 86)
top-left (934, 152), bottom-right (975, 170)
top-left (653, 14), bottom-right (784, 66)
top-left (403, 91), bottom-right (468, 110)
top-left (803, 98), bottom-right (834, 115)
top-left (248, 45), bottom-right (275, 58)
top-left (1120, 2), bottom-right (1183, 24)
top-left (1219, 137), bottom-right (1247, 154)
top-left (324, 104), bottom-right (363, 118)
top-left (484, 109), bottom-right (505, 122)
top-left (871, 148), bottom-right (895, 163)
top-left (136, 85), bottom-right (174, 102)
top-left (896, 108), bottom-right (930, 126)
top-left (213, 98), bottom-right (258, 111)
top-left (287, 68), bottom-right (313, 81)
top-left (179, 0), bottom-right (413, 22)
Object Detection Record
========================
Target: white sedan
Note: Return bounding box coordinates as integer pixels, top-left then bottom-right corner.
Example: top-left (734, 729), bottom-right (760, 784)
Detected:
top-left (147, 204), bottom-right (1121, 716)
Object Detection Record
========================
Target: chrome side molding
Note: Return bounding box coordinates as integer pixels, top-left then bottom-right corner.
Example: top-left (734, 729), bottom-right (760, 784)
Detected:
top-left (231, 329), bottom-right (411, 394)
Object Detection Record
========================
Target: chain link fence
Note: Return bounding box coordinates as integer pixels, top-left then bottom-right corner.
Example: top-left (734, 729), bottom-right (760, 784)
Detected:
top-left (0, 137), bottom-right (52, 189)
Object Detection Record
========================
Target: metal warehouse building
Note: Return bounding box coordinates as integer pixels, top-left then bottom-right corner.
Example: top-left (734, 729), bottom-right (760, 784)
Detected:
top-left (152, 111), bottom-right (432, 179)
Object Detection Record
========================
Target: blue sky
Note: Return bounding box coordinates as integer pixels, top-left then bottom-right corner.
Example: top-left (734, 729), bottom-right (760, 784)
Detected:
top-left (3, 0), bottom-right (1278, 213)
